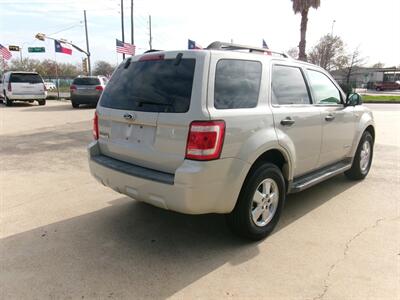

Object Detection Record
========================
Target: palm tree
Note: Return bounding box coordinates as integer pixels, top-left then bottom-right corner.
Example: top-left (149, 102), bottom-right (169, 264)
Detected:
top-left (291, 0), bottom-right (321, 61)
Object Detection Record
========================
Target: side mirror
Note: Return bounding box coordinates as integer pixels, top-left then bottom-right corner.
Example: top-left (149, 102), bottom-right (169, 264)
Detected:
top-left (346, 93), bottom-right (362, 106)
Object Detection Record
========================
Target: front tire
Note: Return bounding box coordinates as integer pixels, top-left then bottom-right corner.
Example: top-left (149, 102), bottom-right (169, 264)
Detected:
top-left (345, 131), bottom-right (373, 180)
top-left (226, 163), bottom-right (286, 240)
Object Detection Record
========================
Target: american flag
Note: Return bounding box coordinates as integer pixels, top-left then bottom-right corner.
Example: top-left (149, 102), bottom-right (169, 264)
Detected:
top-left (0, 44), bottom-right (12, 60)
top-left (116, 39), bottom-right (135, 55)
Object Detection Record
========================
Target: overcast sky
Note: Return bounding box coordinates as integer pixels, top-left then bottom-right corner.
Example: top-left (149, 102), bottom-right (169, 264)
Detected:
top-left (1, 0), bottom-right (399, 67)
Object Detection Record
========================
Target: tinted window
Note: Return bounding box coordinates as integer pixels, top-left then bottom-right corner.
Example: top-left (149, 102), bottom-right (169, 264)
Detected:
top-left (271, 65), bottom-right (310, 105)
top-left (306, 70), bottom-right (341, 104)
top-left (214, 60), bottom-right (261, 109)
top-left (73, 77), bottom-right (100, 85)
top-left (100, 59), bottom-right (195, 113)
top-left (10, 73), bottom-right (42, 83)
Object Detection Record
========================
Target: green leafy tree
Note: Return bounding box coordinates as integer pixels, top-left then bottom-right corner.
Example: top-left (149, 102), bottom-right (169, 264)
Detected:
top-left (291, 0), bottom-right (321, 61)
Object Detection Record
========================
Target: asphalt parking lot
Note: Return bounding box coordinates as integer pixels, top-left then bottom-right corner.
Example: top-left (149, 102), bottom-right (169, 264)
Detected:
top-left (1, 101), bottom-right (399, 299)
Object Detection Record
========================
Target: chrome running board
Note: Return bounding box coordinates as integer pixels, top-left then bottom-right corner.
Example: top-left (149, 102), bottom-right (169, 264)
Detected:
top-left (289, 159), bottom-right (352, 193)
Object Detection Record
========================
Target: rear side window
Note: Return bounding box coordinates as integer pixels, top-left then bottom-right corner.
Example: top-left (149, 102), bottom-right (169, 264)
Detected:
top-left (214, 59), bottom-right (262, 109)
top-left (73, 77), bottom-right (100, 85)
top-left (271, 65), bottom-right (310, 105)
top-left (10, 73), bottom-right (42, 84)
top-left (100, 59), bottom-right (196, 113)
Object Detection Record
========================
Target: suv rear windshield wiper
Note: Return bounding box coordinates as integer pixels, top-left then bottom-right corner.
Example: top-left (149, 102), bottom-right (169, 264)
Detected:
top-left (132, 96), bottom-right (172, 107)
top-left (131, 96), bottom-right (173, 112)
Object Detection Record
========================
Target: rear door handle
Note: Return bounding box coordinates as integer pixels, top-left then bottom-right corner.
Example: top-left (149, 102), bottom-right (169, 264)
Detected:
top-left (325, 114), bottom-right (335, 121)
top-left (280, 117), bottom-right (295, 126)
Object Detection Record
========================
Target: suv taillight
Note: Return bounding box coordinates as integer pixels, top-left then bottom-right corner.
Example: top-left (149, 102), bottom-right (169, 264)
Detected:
top-left (70, 85), bottom-right (77, 92)
top-left (93, 112), bottom-right (99, 140)
top-left (7, 82), bottom-right (11, 92)
top-left (95, 85), bottom-right (103, 91)
top-left (185, 121), bottom-right (225, 161)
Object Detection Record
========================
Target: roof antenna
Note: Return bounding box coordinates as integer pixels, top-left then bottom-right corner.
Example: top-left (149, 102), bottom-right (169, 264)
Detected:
top-left (174, 53), bottom-right (183, 66)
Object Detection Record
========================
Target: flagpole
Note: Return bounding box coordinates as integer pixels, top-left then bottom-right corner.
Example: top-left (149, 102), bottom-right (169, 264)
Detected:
top-left (120, 0), bottom-right (125, 60)
top-left (53, 48), bottom-right (60, 100)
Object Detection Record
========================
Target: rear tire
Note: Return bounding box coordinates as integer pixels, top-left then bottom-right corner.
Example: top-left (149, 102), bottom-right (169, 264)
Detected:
top-left (5, 94), bottom-right (12, 106)
top-left (38, 100), bottom-right (46, 106)
top-left (345, 131), bottom-right (373, 180)
top-left (71, 101), bottom-right (79, 108)
top-left (226, 163), bottom-right (285, 240)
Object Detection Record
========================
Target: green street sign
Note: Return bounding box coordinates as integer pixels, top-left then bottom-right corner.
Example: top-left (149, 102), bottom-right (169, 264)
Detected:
top-left (28, 47), bottom-right (45, 53)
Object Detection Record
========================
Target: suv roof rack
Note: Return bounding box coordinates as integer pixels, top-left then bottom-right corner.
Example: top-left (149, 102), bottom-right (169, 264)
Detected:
top-left (206, 41), bottom-right (290, 58)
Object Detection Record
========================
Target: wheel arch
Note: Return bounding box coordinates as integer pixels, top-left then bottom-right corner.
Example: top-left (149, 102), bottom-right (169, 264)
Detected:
top-left (365, 125), bottom-right (375, 143)
top-left (245, 148), bottom-right (292, 191)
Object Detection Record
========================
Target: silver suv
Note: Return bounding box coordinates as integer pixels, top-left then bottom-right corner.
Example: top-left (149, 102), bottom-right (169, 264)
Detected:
top-left (88, 42), bottom-right (375, 240)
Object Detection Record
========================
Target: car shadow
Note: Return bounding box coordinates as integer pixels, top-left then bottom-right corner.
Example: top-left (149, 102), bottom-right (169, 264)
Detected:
top-left (0, 173), bottom-right (359, 298)
top-left (23, 103), bottom-right (95, 112)
top-left (1, 102), bottom-right (35, 107)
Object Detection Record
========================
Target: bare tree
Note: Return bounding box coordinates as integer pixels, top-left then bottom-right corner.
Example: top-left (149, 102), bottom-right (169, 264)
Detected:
top-left (291, 0), bottom-right (321, 61)
top-left (287, 47), bottom-right (299, 59)
top-left (343, 48), bottom-right (365, 86)
top-left (371, 62), bottom-right (385, 68)
top-left (308, 34), bottom-right (347, 71)
top-left (7, 58), bottom-right (80, 77)
top-left (93, 61), bottom-right (116, 77)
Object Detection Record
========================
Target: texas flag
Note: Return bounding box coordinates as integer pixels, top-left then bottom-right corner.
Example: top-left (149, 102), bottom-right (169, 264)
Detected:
top-left (188, 39), bottom-right (202, 50)
top-left (54, 40), bottom-right (72, 55)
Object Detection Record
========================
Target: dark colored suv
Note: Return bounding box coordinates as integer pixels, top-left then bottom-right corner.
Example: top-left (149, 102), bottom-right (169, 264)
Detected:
top-left (70, 76), bottom-right (108, 108)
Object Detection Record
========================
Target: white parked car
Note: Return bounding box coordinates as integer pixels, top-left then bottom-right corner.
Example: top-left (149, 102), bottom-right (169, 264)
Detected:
top-left (1, 71), bottom-right (47, 106)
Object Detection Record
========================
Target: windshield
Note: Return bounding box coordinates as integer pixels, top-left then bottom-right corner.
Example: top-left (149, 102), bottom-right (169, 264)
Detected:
top-left (100, 58), bottom-right (196, 113)
top-left (10, 73), bottom-right (42, 84)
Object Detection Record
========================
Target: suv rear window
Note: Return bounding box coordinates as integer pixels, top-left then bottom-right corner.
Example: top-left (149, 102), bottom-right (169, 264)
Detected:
top-left (214, 59), bottom-right (262, 109)
top-left (72, 77), bottom-right (100, 85)
top-left (10, 73), bottom-right (42, 83)
top-left (100, 58), bottom-right (196, 113)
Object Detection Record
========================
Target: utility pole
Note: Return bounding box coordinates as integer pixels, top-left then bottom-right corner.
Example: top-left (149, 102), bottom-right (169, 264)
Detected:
top-left (121, 0), bottom-right (125, 59)
top-left (331, 20), bottom-right (336, 36)
top-left (149, 15), bottom-right (152, 50)
top-left (130, 0), bottom-right (134, 47)
top-left (84, 10), bottom-right (91, 75)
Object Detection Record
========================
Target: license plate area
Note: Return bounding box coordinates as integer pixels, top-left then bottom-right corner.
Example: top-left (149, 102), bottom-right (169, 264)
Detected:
top-left (110, 122), bottom-right (156, 146)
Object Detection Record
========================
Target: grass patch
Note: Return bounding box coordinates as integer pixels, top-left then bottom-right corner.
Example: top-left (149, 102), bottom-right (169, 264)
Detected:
top-left (362, 95), bottom-right (400, 103)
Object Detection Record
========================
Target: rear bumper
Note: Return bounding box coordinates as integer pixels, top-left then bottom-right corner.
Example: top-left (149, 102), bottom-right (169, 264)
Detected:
top-left (8, 93), bottom-right (46, 100)
top-left (71, 94), bottom-right (100, 104)
top-left (88, 141), bottom-right (250, 214)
